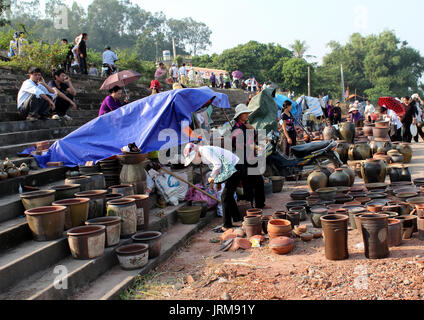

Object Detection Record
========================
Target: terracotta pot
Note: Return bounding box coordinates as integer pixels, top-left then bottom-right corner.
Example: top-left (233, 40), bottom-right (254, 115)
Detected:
top-left (51, 184), bottom-right (81, 201)
top-left (267, 219), bottom-right (292, 239)
top-left (247, 209), bottom-right (263, 217)
top-left (269, 237), bottom-right (295, 255)
top-left (308, 170), bottom-right (328, 192)
top-left (115, 244), bottom-right (149, 270)
top-left (363, 124), bottom-right (374, 136)
top-left (242, 221), bottom-right (263, 238)
top-left (85, 216), bottom-right (121, 247)
top-left (25, 206), bottom-right (67, 241)
top-left (373, 153), bottom-right (391, 164)
top-left (271, 176), bottom-right (285, 193)
top-left (311, 207), bottom-right (328, 228)
top-left (387, 218), bottom-right (402, 247)
top-left (321, 214), bottom-right (349, 261)
top-left (360, 214), bottom-right (390, 259)
top-left (108, 184), bottom-right (135, 197)
top-left (329, 169), bottom-right (350, 188)
top-left (396, 143), bottom-right (413, 164)
top-left (52, 198), bottom-right (90, 228)
top-left (361, 159), bottom-right (387, 184)
top-left (349, 142), bottom-right (372, 161)
top-left (339, 122), bottom-right (355, 143)
top-left (20, 190), bottom-right (56, 211)
top-left (107, 199), bottom-right (138, 238)
top-left (244, 215), bottom-right (262, 225)
top-left (367, 204), bottom-right (383, 213)
top-left (124, 195), bottom-right (150, 230)
top-left (75, 190), bottom-right (107, 220)
top-left (132, 231), bottom-right (162, 259)
top-left (341, 165), bottom-right (355, 187)
top-left (373, 127), bottom-right (390, 139)
top-left (237, 201), bottom-right (250, 219)
top-left (67, 225), bottom-right (106, 260)
top-left (84, 173), bottom-right (106, 190)
top-left (336, 140), bottom-right (350, 164)
top-left (375, 121), bottom-right (390, 128)
top-left (65, 176), bottom-right (93, 192)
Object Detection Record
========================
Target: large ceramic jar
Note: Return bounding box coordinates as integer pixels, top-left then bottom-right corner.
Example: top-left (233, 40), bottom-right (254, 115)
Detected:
top-left (107, 199), bottom-right (137, 238)
top-left (349, 142), bottom-right (372, 161)
top-left (373, 127), bottom-right (390, 140)
top-left (341, 165), bottom-right (355, 187)
top-left (363, 123), bottom-right (374, 136)
top-left (339, 122), bottom-right (355, 144)
top-left (329, 169), bottom-right (351, 188)
top-left (308, 170), bottom-right (328, 192)
top-left (396, 143), bottom-right (413, 164)
top-left (370, 139), bottom-right (392, 156)
top-left (360, 214), bottom-right (390, 259)
top-left (388, 165), bottom-right (411, 183)
top-left (324, 124), bottom-right (338, 141)
top-left (336, 140), bottom-right (349, 164)
top-left (361, 159), bottom-right (387, 184)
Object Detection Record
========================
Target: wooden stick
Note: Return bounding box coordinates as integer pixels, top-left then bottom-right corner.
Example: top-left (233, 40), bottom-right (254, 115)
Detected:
top-left (160, 167), bottom-right (221, 203)
top-left (223, 109), bottom-right (231, 123)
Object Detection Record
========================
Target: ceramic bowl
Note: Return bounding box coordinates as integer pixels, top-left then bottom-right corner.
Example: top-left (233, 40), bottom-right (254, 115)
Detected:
top-left (269, 237), bottom-right (295, 255)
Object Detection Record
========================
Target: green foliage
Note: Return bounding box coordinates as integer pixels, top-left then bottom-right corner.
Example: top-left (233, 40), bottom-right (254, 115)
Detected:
top-left (86, 48), bottom-right (102, 68)
top-left (0, 40), bottom-right (67, 74)
top-left (175, 55), bottom-right (184, 67)
top-left (0, 27), bottom-right (13, 50)
top-left (115, 48), bottom-right (156, 79)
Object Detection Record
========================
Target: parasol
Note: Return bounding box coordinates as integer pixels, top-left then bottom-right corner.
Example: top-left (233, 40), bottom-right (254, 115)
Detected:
top-left (99, 70), bottom-right (142, 91)
top-left (378, 97), bottom-right (405, 117)
top-left (232, 70), bottom-right (243, 79)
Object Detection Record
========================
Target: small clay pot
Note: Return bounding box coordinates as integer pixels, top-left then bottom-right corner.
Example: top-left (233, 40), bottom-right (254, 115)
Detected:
top-left (269, 237), bottom-right (295, 255)
top-left (367, 204), bottom-right (383, 213)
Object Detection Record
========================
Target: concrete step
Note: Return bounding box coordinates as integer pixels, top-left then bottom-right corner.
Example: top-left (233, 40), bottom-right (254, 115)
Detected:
top-left (0, 217), bottom-right (31, 252)
top-left (71, 211), bottom-right (216, 300)
top-left (0, 126), bottom-right (79, 146)
top-left (0, 139), bottom-right (57, 159)
top-left (0, 202), bottom-right (202, 300)
top-left (0, 119), bottom-right (63, 134)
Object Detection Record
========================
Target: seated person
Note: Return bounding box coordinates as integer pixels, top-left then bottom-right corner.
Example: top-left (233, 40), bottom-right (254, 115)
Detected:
top-left (98, 86), bottom-right (128, 116)
top-left (88, 63), bottom-right (99, 76)
top-left (17, 67), bottom-right (56, 120)
top-left (48, 69), bottom-right (77, 120)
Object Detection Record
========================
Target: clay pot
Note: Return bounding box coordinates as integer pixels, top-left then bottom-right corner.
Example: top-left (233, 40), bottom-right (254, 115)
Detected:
top-left (387, 218), bottom-right (402, 247)
top-left (105, 193), bottom-right (124, 202)
top-left (107, 199), bottom-right (138, 238)
top-left (237, 201), bottom-right (250, 219)
top-left (321, 214), bottom-right (349, 261)
top-left (267, 219), bottom-right (292, 239)
top-left (271, 176), bottom-right (285, 193)
top-left (75, 190), bottom-right (107, 220)
top-left (6, 166), bottom-right (19, 178)
top-left (67, 225), bottom-right (106, 260)
top-left (242, 220), bottom-right (262, 238)
top-left (85, 216), bottom-right (121, 247)
top-left (367, 204), bottom-right (383, 213)
top-left (272, 211), bottom-right (286, 220)
top-left (396, 143), bottom-right (413, 164)
top-left (349, 142), bottom-right (372, 161)
top-left (373, 127), bottom-right (390, 139)
top-left (119, 160), bottom-right (147, 195)
top-left (286, 201), bottom-right (308, 211)
top-left (124, 195), bottom-right (150, 230)
top-left (65, 176), bottom-right (93, 192)
top-left (290, 190), bottom-right (311, 201)
top-left (413, 178), bottom-right (424, 187)
top-left (176, 206), bottom-right (202, 225)
top-left (418, 217), bottom-right (424, 241)
top-left (132, 231), bottom-right (162, 259)
top-left (52, 198), bottom-right (90, 228)
top-left (370, 140), bottom-right (393, 156)
top-left (389, 165), bottom-right (412, 183)
top-left (20, 190), bottom-right (56, 210)
top-left (341, 165), bottom-right (355, 187)
top-left (115, 244), bottom-right (149, 270)
top-left (310, 207), bottom-right (328, 228)
top-left (247, 209), bottom-right (263, 217)
top-left (316, 188), bottom-right (337, 201)
top-left (388, 150), bottom-right (404, 164)
top-left (287, 212), bottom-right (300, 227)
top-left (373, 153), bottom-right (391, 164)
top-left (336, 140), bottom-right (350, 164)
top-left (339, 122), bottom-right (355, 143)
top-left (51, 184), bottom-right (81, 201)
top-left (363, 123), bottom-right (374, 136)
top-left (308, 170), bottom-right (328, 192)
top-left (360, 214), bottom-right (390, 259)
top-left (289, 206), bottom-right (307, 222)
top-left (324, 124), bottom-right (338, 141)
top-left (361, 159), bottom-right (387, 184)
top-left (84, 173), bottom-right (106, 190)
top-left (25, 206), bottom-right (67, 241)
top-left (346, 207), bottom-right (366, 229)
top-left (397, 193), bottom-right (418, 202)
top-left (329, 169), bottom-right (350, 188)
top-left (269, 237), bottom-right (295, 255)
top-left (375, 121), bottom-right (390, 128)
top-left (396, 216), bottom-right (417, 240)
top-left (108, 184), bottom-right (135, 197)
top-left (244, 215), bottom-right (262, 225)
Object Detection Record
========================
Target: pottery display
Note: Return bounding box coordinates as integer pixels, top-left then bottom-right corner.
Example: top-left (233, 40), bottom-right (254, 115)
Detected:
top-left (67, 225), bottom-right (106, 260)
top-left (25, 206), bottom-right (67, 241)
top-left (132, 231), bottom-right (163, 259)
top-left (329, 169), bottom-right (350, 188)
top-left (341, 165), bottom-right (355, 187)
top-left (360, 214), bottom-right (390, 259)
top-left (389, 165), bottom-right (412, 183)
top-left (361, 159), bottom-right (387, 184)
top-left (339, 122), bottom-right (355, 144)
top-left (269, 237), bottom-right (295, 255)
top-left (85, 216), bottom-right (121, 247)
top-left (107, 198), bottom-right (138, 238)
top-left (349, 142), bottom-right (372, 161)
top-left (316, 187), bottom-right (337, 201)
top-left (321, 214), bottom-right (349, 261)
top-left (20, 190), bottom-right (56, 210)
top-left (116, 244), bottom-right (149, 270)
top-left (396, 143), bottom-right (413, 164)
top-left (307, 170), bottom-right (328, 192)
top-left (336, 141), bottom-right (349, 164)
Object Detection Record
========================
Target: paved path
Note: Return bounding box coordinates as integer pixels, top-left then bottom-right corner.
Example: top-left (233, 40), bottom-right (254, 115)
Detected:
top-left (408, 143), bottom-right (424, 179)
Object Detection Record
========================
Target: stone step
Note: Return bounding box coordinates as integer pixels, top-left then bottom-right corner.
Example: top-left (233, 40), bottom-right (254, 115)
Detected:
top-left (71, 212), bottom-right (216, 300)
top-left (0, 126), bottom-right (79, 146)
top-left (0, 202), bottom-right (197, 299)
top-left (0, 139), bottom-right (57, 159)
top-left (0, 119), bottom-right (63, 133)
top-left (0, 217), bottom-right (31, 252)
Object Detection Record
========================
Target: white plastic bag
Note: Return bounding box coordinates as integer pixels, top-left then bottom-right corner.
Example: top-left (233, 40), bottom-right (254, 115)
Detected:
top-left (148, 168), bottom-right (189, 206)
top-left (145, 169), bottom-right (155, 195)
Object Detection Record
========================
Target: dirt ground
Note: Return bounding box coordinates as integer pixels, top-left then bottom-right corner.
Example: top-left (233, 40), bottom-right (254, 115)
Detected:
top-left (124, 144), bottom-right (424, 301)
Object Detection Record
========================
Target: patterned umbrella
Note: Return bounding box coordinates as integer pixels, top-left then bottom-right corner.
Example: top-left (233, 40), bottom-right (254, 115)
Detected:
top-left (99, 70), bottom-right (142, 90)
top-left (232, 70), bottom-right (243, 79)
top-left (378, 97), bottom-right (405, 117)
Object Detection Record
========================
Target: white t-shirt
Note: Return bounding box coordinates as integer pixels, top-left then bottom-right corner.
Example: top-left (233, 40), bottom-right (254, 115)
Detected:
top-left (179, 66), bottom-right (187, 76)
top-left (198, 146), bottom-right (239, 179)
top-left (364, 104), bottom-right (375, 115)
top-left (385, 109), bottom-right (403, 130)
top-left (170, 66), bottom-right (179, 78)
top-left (103, 50), bottom-right (118, 65)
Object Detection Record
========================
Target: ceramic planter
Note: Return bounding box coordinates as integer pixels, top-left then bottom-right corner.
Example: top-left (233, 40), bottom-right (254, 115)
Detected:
top-left (287, 212), bottom-right (300, 227)
top-left (290, 190), bottom-right (311, 201)
top-left (108, 184), bottom-right (135, 197)
top-left (85, 216), bottom-right (121, 247)
top-left (289, 206), bottom-right (307, 221)
top-left (361, 159), bottom-right (387, 184)
top-left (105, 193), bottom-right (124, 203)
top-left (329, 169), bottom-right (350, 188)
top-left (116, 244), bottom-right (149, 270)
top-left (52, 198), bottom-right (90, 229)
top-left (360, 214), bottom-right (390, 259)
top-left (321, 214), bottom-right (349, 261)
top-left (387, 218), bottom-right (402, 247)
top-left (25, 206), bottom-right (67, 241)
top-left (132, 231), bottom-right (162, 259)
top-left (75, 190), bottom-right (107, 220)
top-left (124, 195), bottom-right (151, 230)
top-left (51, 184), bottom-right (81, 201)
top-left (311, 207), bottom-right (328, 228)
top-left (176, 206), bottom-right (202, 225)
top-left (242, 220), bottom-right (262, 238)
top-left (107, 199), bottom-right (138, 237)
top-left (307, 170), bottom-right (328, 192)
top-left (67, 225), bottom-right (106, 260)
top-left (20, 190), bottom-right (56, 210)
top-left (267, 219), bottom-right (292, 239)
top-left (84, 173), bottom-right (106, 190)
top-left (119, 160), bottom-right (147, 195)
top-left (396, 216), bottom-right (417, 239)
top-left (65, 176), bottom-right (93, 192)
top-left (270, 176), bottom-right (285, 193)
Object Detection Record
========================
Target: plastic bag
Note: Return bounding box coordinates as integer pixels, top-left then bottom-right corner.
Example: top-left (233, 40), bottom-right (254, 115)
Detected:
top-left (148, 168), bottom-right (188, 206)
top-left (145, 170), bottom-right (155, 195)
top-left (185, 184), bottom-right (218, 210)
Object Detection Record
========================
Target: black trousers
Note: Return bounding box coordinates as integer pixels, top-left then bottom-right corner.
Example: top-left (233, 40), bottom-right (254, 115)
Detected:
top-left (242, 175), bottom-right (266, 209)
top-left (19, 94), bottom-right (51, 119)
top-left (402, 123), bottom-right (413, 143)
top-left (79, 56), bottom-right (87, 74)
top-left (221, 170), bottom-right (243, 228)
top-left (390, 128), bottom-right (402, 142)
top-left (414, 126), bottom-right (424, 142)
top-left (283, 131), bottom-right (297, 157)
top-left (54, 93), bottom-right (74, 117)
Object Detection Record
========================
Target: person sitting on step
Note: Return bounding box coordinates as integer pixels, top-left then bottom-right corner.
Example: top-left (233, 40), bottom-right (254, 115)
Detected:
top-left (48, 69), bottom-right (77, 121)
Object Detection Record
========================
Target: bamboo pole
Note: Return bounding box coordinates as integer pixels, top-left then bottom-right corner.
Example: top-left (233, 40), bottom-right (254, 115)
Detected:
top-left (160, 166), bottom-right (221, 203)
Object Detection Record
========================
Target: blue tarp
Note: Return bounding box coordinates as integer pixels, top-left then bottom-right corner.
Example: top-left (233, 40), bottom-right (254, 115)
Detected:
top-left (274, 94), bottom-right (301, 120)
top-left (34, 87), bottom-right (230, 168)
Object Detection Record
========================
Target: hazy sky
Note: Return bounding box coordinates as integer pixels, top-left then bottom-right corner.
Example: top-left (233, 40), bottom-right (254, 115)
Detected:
top-left (49, 0), bottom-right (424, 64)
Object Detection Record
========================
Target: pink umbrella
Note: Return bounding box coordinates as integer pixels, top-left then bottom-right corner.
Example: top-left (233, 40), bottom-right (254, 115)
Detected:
top-left (232, 70), bottom-right (243, 79)
top-left (99, 70), bottom-right (142, 91)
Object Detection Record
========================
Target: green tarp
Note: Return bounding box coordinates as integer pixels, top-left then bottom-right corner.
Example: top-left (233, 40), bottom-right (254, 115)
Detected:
top-left (248, 88), bottom-right (279, 133)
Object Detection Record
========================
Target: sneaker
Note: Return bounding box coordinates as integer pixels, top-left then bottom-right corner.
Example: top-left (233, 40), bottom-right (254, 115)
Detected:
top-left (63, 115), bottom-right (72, 121)
top-left (51, 115), bottom-right (60, 120)
top-left (26, 116), bottom-right (38, 121)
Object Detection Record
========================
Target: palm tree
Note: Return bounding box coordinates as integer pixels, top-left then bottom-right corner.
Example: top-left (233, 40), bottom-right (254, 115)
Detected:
top-left (290, 40), bottom-right (316, 59)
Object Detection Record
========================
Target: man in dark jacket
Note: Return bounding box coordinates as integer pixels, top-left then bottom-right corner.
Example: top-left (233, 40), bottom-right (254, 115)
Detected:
top-left (78, 33), bottom-right (88, 74)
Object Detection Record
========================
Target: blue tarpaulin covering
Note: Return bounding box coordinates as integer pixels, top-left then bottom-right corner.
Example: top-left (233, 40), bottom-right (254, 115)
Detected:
top-left (34, 87), bottom-right (230, 168)
top-left (274, 94), bottom-right (301, 120)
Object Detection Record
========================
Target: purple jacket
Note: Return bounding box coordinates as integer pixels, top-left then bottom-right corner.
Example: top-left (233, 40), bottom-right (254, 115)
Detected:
top-left (98, 95), bottom-right (125, 116)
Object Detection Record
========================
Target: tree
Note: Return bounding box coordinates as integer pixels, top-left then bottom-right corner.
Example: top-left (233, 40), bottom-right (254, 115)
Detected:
top-left (269, 57), bottom-right (311, 94)
top-left (0, 0), bottom-right (10, 26)
top-left (183, 18), bottom-right (211, 56)
top-left (290, 40), bottom-right (315, 59)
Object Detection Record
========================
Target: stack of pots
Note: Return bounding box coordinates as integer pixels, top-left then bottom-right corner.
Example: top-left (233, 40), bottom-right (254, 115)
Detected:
top-left (320, 214), bottom-right (349, 261)
top-left (99, 158), bottom-right (121, 188)
top-left (119, 153), bottom-right (148, 195)
top-left (267, 219), bottom-right (292, 239)
top-left (360, 214), bottom-right (390, 259)
top-left (373, 121), bottom-right (390, 140)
